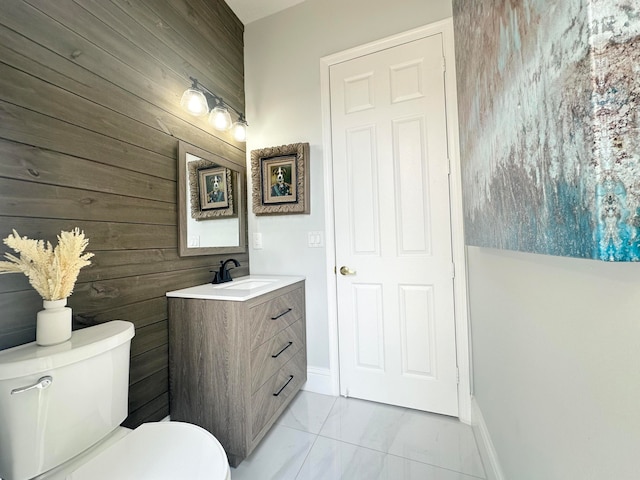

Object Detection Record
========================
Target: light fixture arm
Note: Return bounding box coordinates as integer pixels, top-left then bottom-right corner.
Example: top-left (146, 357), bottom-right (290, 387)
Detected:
top-left (188, 76), bottom-right (246, 123)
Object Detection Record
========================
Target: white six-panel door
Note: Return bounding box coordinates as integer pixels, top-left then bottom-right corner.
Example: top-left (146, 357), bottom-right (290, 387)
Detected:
top-left (330, 33), bottom-right (458, 416)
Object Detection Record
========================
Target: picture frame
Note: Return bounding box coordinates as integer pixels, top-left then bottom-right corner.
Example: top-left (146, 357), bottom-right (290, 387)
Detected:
top-left (199, 166), bottom-right (229, 210)
top-left (187, 159), bottom-right (235, 220)
top-left (251, 142), bottom-right (310, 215)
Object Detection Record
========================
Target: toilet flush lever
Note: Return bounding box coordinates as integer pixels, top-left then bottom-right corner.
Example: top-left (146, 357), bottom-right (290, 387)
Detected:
top-left (11, 376), bottom-right (53, 395)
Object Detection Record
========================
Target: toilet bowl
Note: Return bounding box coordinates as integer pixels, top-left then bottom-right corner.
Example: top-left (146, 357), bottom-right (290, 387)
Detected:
top-left (0, 321), bottom-right (231, 480)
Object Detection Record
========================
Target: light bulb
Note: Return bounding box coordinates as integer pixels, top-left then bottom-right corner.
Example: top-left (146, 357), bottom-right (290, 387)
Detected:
top-left (232, 120), bottom-right (247, 142)
top-left (209, 106), bottom-right (232, 131)
top-left (180, 88), bottom-right (208, 117)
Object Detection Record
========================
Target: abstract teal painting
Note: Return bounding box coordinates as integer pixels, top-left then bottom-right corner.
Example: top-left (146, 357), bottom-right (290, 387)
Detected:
top-left (453, 0), bottom-right (640, 261)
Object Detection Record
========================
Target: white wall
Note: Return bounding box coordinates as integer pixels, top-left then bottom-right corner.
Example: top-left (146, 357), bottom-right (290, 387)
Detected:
top-left (468, 246), bottom-right (640, 479)
top-left (244, 0), bottom-right (452, 372)
top-left (244, 2), bottom-right (640, 477)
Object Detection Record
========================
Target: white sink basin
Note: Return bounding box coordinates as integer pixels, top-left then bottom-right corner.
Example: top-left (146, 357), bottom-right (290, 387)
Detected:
top-left (166, 275), bottom-right (305, 301)
top-left (216, 279), bottom-right (278, 290)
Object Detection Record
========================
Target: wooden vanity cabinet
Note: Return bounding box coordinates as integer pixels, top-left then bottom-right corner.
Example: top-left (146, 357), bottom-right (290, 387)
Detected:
top-left (168, 281), bottom-right (306, 467)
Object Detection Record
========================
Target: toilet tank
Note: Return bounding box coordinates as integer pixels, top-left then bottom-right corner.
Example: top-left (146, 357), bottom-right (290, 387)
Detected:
top-left (0, 321), bottom-right (135, 480)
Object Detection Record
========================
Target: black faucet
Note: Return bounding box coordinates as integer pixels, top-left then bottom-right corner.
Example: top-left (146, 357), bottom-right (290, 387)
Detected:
top-left (211, 258), bottom-right (240, 284)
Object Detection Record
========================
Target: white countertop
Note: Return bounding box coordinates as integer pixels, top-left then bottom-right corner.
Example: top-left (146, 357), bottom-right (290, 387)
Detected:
top-left (165, 275), bottom-right (305, 302)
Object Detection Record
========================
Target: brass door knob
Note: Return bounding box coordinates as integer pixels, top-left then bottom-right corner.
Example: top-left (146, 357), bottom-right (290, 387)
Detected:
top-left (339, 266), bottom-right (356, 276)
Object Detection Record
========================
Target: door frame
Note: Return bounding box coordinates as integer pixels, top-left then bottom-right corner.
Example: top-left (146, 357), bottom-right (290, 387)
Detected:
top-left (320, 18), bottom-right (472, 423)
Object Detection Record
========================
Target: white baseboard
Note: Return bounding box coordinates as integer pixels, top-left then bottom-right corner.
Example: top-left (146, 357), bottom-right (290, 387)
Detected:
top-left (471, 396), bottom-right (506, 480)
top-left (302, 366), bottom-right (334, 396)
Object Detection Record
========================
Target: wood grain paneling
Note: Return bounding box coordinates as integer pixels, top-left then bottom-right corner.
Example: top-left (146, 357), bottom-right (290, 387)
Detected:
top-left (122, 393), bottom-right (170, 428)
top-left (0, 63), bottom-right (177, 157)
top-left (0, 24), bottom-right (244, 167)
top-left (0, 178), bottom-right (176, 224)
top-left (0, 140), bottom-right (175, 203)
top-left (131, 320), bottom-right (169, 358)
top-left (128, 368), bottom-right (169, 412)
top-left (0, 102), bottom-right (178, 180)
top-left (0, 0), bottom-right (245, 427)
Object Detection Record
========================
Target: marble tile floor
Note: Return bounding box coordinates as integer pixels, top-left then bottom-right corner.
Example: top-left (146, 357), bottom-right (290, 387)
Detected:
top-left (231, 391), bottom-right (486, 480)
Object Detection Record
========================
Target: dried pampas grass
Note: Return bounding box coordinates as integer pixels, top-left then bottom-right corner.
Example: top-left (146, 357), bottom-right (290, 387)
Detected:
top-left (0, 228), bottom-right (94, 301)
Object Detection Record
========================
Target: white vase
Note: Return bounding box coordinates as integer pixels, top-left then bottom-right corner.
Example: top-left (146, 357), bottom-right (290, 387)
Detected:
top-left (36, 298), bottom-right (72, 346)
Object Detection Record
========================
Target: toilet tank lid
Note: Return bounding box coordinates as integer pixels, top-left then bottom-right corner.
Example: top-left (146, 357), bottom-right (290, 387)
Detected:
top-left (0, 321), bottom-right (134, 380)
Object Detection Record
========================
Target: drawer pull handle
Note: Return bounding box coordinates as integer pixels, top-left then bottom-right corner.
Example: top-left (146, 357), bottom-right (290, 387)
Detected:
top-left (273, 375), bottom-right (294, 396)
top-left (271, 308), bottom-right (292, 320)
top-left (272, 341), bottom-right (293, 358)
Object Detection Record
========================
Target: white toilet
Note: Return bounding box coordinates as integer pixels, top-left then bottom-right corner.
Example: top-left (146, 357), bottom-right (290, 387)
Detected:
top-left (0, 321), bottom-right (231, 480)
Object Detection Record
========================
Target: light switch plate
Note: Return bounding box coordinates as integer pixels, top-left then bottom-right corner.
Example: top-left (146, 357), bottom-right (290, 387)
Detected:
top-left (188, 235), bottom-right (200, 247)
top-left (253, 232), bottom-right (263, 249)
top-left (308, 231), bottom-right (324, 248)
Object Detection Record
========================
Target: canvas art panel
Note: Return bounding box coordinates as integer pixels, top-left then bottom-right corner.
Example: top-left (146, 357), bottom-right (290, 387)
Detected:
top-left (453, 0), bottom-right (640, 261)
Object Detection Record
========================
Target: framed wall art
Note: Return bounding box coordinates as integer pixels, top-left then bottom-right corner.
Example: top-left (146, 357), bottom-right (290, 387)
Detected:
top-left (198, 166), bottom-right (229, 210)
top-left (187, 159), bottom-right (235, 219)
top-left (251, 142), bottom-right (310, 215)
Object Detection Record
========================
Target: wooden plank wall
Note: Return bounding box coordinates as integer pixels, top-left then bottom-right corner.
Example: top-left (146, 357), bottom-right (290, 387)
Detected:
top-left (0, 0), bottom-right (248, 427)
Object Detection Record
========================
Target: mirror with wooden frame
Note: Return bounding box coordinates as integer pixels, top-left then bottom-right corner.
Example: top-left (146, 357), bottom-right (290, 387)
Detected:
top-left (177, 141), bottom-right (247, 256)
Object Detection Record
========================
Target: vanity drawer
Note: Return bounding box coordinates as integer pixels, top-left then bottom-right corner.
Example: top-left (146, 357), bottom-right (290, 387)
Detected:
top-left (250, 287), bottom-right (304, 349)
top-left (250, 348), bottom-right (306, 440)
top-left (251, 319), bottom-right (305, 393)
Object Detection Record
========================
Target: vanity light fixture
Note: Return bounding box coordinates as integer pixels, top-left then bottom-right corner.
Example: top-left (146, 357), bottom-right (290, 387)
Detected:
top-left (180, 77), bottom-right (248, 140)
